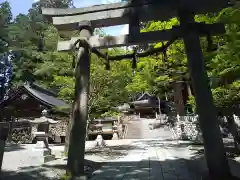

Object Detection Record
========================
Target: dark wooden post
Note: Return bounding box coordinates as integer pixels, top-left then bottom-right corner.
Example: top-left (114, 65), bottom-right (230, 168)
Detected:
top-left (179, 11), bottom-right (231, 179)
top-left (0, 124), bottom-right (9, 175)
top-left (173, 81), bottom-right (185, 116)
top-left (0, 139), bottom-right (5, 176)
top-left (67, 21), bottom-right (93, 179)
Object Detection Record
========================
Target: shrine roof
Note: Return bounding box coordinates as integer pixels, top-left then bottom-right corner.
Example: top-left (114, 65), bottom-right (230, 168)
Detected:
top-left (23, 83), bottom-right (69, 109)
top-left (0, 83), bottom-right (70, 111)
top-left (130, 93), bottom-right (169, 107)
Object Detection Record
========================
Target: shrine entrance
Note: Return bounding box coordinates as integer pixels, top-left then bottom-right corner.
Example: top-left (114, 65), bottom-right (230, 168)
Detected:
top-left (42, 0), bottom-right (236, 179)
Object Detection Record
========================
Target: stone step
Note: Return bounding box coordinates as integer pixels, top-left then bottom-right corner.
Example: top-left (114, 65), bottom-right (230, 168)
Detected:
top-left (43, 149), bottom-right (52, 156)
top-left (53, 151), bottom-right (64, 159)
top-left (44, 154), bottom-right (56, 163)
top-left (125, 120), bottom-right (142, 139)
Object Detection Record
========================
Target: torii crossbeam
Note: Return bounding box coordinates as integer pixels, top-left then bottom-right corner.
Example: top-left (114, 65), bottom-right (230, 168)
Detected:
top-left (42, 0), bottom-right (236, 179)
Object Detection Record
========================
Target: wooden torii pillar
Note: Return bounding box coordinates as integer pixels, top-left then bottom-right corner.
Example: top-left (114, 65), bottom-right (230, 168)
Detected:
top-left (42, 0), bottom-right (235, 179)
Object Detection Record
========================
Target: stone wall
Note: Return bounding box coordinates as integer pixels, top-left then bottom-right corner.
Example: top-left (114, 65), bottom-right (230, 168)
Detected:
top-left (8, 120), bottom-right (69, 144)
top-left (49, 120), bottom-right (68, 137)
top-left (171, 115), bottom-right (203, 143)
top-left (11, 127), bottom-right (32, 144)
top-left (170, 114), bottom-right (240, 144)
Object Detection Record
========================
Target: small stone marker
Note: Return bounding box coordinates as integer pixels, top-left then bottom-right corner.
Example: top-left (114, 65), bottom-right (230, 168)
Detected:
top-left (177, 114), bottom-right (180, 122)
top-left (112, 133), bottom-right (119, 140)
top-left (95, 134), bottom-right (106, 147)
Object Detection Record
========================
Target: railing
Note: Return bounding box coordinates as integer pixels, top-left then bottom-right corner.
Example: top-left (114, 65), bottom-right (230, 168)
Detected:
top-left (170, 114), bottom-right (240, 143)
top-left (171, 115), bottom-right (201, 142)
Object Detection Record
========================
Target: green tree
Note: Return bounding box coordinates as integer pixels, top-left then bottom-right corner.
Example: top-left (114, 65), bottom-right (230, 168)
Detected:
top-left (38, 0), bottom-right (73, 8)
top-left (0, 1), bottom-right (12, 53)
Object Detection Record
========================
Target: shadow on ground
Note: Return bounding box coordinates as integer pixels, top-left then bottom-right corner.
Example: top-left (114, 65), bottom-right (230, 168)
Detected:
top-left (4, 144), bottom-right (26, 152)
top-left (2, 153), bottom-right (240, 180)
top-left (85, 143), bottom-right (147, 159)
top-left (190, 139), bottom-right (240, 159)
top-left (84, 139), bottom-right (200, 159)
top-left (1, 167), bottom-right (56, 180)
top-left (2, 139), bottom-right (240, 180)
top-left (41, 156), bottom-right (240, 180)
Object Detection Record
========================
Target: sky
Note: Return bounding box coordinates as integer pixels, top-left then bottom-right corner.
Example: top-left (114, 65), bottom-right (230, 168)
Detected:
top-left (0, 0), bottom-right (129, 35)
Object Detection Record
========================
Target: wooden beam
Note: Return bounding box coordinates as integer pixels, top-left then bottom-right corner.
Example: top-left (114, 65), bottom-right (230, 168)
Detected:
top-left (58, 30), bottom-right (173, 51)
top-left (57, 23), bottom-right (225, 51)
top-left (42, 0), bottom-right (230, 30)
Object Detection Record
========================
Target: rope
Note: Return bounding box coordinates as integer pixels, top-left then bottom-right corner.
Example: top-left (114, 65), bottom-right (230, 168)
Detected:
top-left (91, 37), bottom-right (178, 61)
top-left (71, 34), bottom-right (179, 63)
top-left (71, 38), bottom-right (91, 69)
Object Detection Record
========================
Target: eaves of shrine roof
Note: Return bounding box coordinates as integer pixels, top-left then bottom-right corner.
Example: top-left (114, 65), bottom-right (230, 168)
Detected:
top-left (0, 82), bottom-right (70, 111)
top-left (23, 83), bottom-right (70, 109)
top-left (136, 92), bottom-right (153, 101)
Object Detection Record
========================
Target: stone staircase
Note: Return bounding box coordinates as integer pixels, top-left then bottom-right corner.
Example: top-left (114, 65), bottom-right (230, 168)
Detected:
top-left (124, 118), bottom-right (173, 140)
top-left (124, 119), bottom-right (142, 139)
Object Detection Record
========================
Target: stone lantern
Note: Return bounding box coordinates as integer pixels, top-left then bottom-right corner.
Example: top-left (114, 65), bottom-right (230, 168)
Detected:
top-left (29, 110), bottom-right (58, 163)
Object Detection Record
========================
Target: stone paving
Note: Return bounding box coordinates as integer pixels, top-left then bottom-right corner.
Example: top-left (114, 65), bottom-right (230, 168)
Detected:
top-left (88, 139), bottom-right (240, 180)
top-left (89, 139), bottom-right (201, 180)
top-left (2, 120), bottom-right (240, 179)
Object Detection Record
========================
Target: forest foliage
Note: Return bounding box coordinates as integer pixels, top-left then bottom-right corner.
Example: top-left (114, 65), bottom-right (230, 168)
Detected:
top-left (0, 0), bottom-right (239, 117)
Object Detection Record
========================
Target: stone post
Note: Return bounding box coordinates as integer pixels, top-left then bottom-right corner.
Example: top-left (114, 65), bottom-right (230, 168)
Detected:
top-left (67, 21), bottom-right (93, 179)
top-left (179, 10), bottom-right (231, 179)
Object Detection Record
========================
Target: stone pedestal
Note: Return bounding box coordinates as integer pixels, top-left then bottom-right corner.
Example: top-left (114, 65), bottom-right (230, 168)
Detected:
top-left (112, 133), bottom-right (119, 140)
top-left (95, 135), bottom-right (106, 147)
top-left (54, 136), bottom-right (61, 143)
top-left (32, 146), bottom-right (55, 163)
top-left (32, 132), bottom-right (55, 163)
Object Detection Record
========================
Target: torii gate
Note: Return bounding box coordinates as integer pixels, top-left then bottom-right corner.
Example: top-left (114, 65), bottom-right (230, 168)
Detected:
top-left (42, 0), bottom-right (235, 179)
